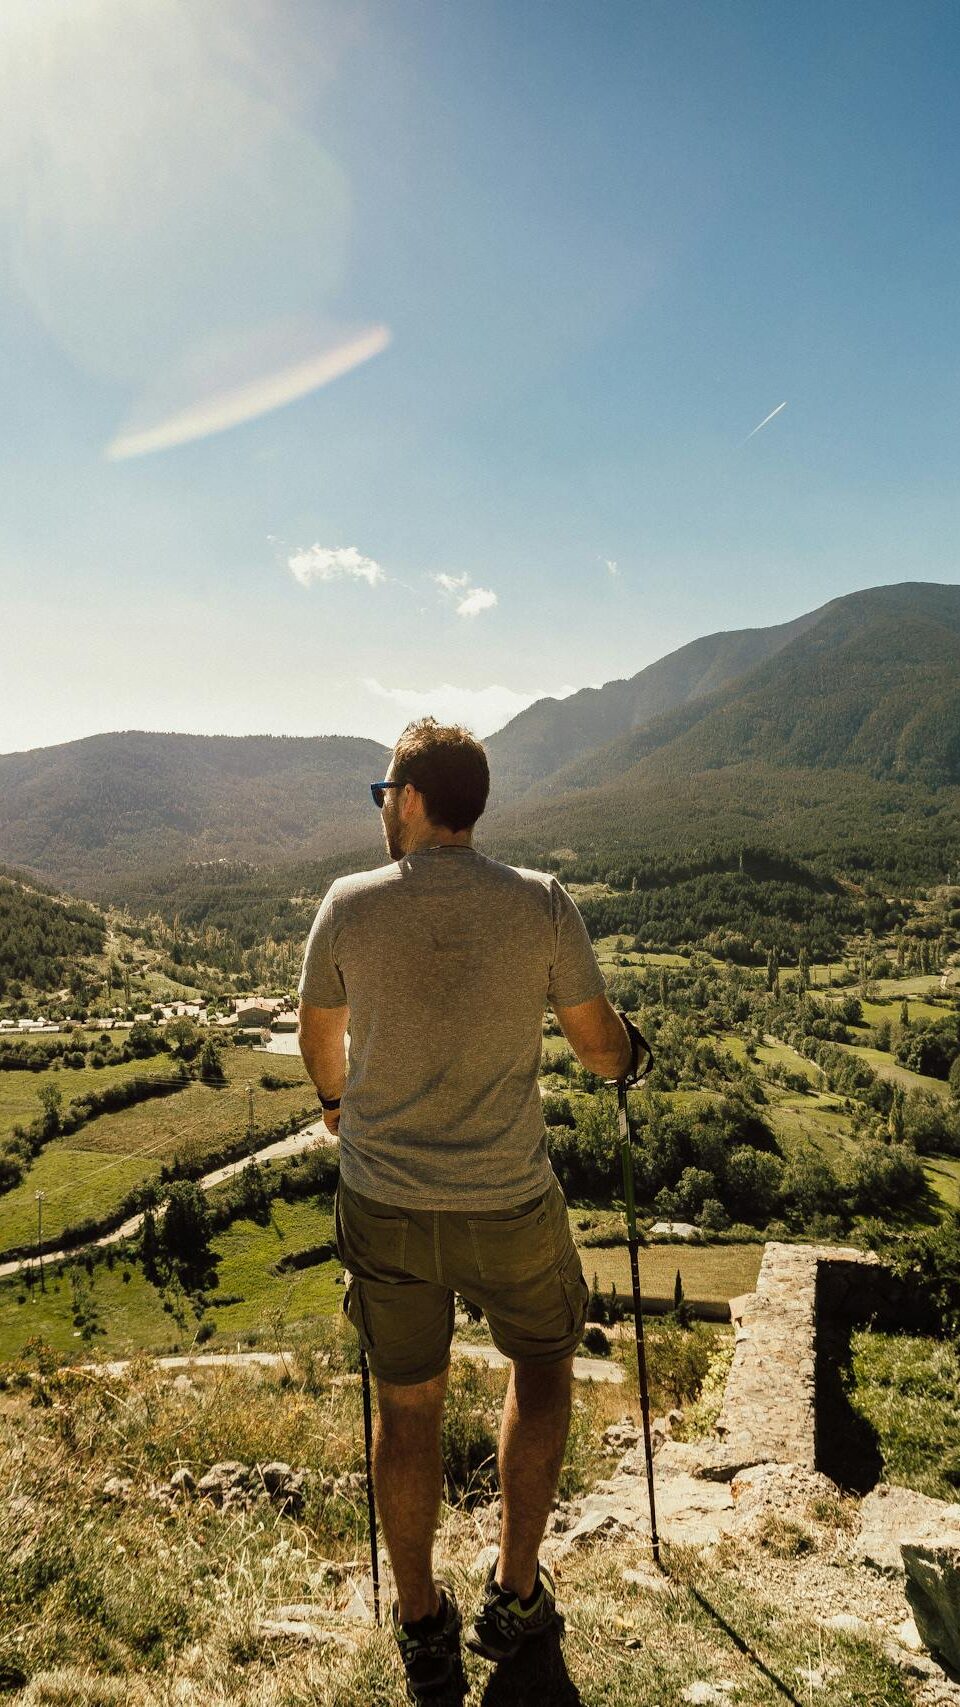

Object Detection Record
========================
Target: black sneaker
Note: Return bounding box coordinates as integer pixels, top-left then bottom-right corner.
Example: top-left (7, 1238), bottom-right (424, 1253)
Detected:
top-left (391, 1579), bottom-right (463, 1702)
top-left (465, 1561), bottom-right (560, 1662)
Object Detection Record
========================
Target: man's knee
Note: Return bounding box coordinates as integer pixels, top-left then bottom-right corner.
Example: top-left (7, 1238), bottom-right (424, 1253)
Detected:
top-left (376, 1367), bottom-right (448, 1437)
top-left (512, 1353), bottom-right (574, 1405)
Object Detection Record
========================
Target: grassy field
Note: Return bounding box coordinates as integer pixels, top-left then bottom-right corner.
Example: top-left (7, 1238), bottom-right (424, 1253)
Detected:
top-left (0, 1049), bottom-right (315, 1255)
top-left (0, 1048), bottom-right (176, 1137)
top-left (922, 1154), bottom-right (960, 1211)
top-left (846, 1329), bottom-right (960, 1501)
top-left (0, 1196), bottom-right (341, 1363)
top-left (835, 1041), bottom-right (949, 1098)
top-left (578, 1240), bottom-right (763, 1309)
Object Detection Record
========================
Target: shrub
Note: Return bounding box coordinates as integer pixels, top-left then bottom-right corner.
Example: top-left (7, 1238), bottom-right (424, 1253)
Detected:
top-left (441, 1360), bottom-right (499, 1502)
top-left (581, 1325), bottom-right (610, 1356)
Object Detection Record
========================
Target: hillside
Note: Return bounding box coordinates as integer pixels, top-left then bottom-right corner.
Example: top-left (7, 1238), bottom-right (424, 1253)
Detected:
top-left (486, 605), bottom-right (822, 800)
top-left (0, 873), bottom-right (106, 996)
top-left (3, 583), bottom-right (960, 898)
top-left (0, 731), bottom-right (388, 888)
top-left (485, 583), bottom-right (960, 884)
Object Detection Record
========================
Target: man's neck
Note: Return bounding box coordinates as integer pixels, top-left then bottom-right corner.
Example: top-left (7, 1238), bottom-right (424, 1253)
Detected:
top-left (404, 827), bottom-right (474, 855)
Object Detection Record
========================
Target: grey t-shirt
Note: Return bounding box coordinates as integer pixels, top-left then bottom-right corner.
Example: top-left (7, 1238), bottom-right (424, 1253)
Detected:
top-left (297, 846), bottom-right (606, 1210)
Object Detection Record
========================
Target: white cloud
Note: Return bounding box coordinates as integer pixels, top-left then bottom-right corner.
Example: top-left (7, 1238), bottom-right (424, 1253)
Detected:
top-left (456, 586), bottom-right (497, 618)
top-left (363, 678), bottom-right (576, 738)
top-left (604, 558), bottom-right (619, 577)
top-left (288, 545), bottom-right (384, 588)
top-left (432, 571), bottom-right (498, 619)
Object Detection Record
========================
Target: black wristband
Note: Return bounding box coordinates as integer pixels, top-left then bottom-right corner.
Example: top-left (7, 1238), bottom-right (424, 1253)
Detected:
top-left (318, 1093), bottom-right (341, 1111)
top-left (616, 1010), bottom-right (654, 1085)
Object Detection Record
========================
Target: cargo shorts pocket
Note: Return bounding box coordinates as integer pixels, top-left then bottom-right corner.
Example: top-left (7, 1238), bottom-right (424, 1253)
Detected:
top-left (559, 1247), bottom-right (590, 1339)
top-left (335, 1182), bottom-right (409, 1279)
top-left (466, 1194), bottom-right (551, 1284)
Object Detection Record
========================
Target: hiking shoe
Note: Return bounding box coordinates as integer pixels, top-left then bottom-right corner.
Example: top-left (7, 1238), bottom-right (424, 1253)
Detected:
top-left (465, 1561), bottom-right (560, 1662)
top-left (391, 1578), bottom-right (463, 1702)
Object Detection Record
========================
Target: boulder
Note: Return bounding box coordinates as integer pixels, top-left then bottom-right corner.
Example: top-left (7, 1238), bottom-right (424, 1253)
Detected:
top-left (730, 1462), bottom-right (837, 1522)
top-left (257, 1460), bottom-right (293, 1493)
top-left (902, 1535), bottom-right (960, 1675)
top-left (857, 1485), bottom-right (960, 1576)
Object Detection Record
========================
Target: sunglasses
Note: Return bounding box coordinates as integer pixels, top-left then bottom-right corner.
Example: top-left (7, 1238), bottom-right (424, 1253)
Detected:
top-left (370, 781), bottom-right (403, 809)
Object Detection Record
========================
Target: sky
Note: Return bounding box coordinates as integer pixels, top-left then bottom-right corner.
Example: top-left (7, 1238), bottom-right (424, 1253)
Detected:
top-left (2, 0), bottom-right (959, 753)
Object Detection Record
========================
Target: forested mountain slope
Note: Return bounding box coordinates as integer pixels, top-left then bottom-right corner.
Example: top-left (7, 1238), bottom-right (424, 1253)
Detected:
top-left (485, 606), bottom-right (821, 799)
top-left (485, 584), bottom-right (960, 883)
top-left (523, 583), bottom-right (960, 800)
top-left (0, 732), bottom-right (388, 888)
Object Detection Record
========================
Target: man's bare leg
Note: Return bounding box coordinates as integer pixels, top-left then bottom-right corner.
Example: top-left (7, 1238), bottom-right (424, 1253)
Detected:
top-left (496, 1355), bottom-right (574, 1598)
top-left (373, 1367), bottom-right (448, 1624)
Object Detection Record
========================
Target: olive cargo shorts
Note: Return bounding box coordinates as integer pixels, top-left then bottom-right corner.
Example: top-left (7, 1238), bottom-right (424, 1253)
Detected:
top-left (334, 1172), bottom-right (590, 1385)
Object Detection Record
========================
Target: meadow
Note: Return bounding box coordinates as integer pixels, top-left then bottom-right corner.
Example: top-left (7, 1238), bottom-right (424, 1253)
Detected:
top-left (0, 1046), bottom-right (315, 1256)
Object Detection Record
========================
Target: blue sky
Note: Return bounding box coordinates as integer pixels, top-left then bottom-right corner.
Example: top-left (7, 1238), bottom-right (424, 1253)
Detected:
top-left (2, 0), bottom-right (959, 752)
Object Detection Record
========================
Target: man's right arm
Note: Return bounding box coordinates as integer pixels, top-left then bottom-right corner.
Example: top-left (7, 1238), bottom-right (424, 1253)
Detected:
top-left (554, 993), bottom-right (632, 1079)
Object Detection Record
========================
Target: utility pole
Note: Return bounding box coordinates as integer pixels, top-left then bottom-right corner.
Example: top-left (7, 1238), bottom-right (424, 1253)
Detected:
top-left (35, 1190), bottom-right (45, 1293)
top-left (246, 1083), bottom-right (255, 1148)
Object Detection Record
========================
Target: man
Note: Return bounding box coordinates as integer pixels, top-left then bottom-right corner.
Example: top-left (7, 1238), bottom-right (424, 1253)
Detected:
top-left (298, 717), bottom-right (635, 1702)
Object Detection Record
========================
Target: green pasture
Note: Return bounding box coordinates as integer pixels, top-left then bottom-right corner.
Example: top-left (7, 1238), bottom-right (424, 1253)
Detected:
top-left (0, 1144), bottom-right (159, 1256)
top-left (0, 1195), bottom-right (341, 1364)
top-left (0, 1049), bottom-right (175, 1138)
top-left (203, 1197), bottom-right (341, 1341)
top-left (846, 996), bottom-right (947, 1027)
top-left (923, 1154), bottom-right (960, 1211)
top-left (756, 1038), bottom-right (821, 1082)
top-left (0, 1254), bottom-right (187, 1362)
top-left (834, 1041), bottom-right (949, 1098)
top-left (0, 1050), bottom-right (315, 1256)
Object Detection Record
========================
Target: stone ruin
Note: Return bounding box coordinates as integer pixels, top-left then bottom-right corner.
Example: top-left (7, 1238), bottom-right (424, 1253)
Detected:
top-left (549, 1240), bottom-right (960, 1690)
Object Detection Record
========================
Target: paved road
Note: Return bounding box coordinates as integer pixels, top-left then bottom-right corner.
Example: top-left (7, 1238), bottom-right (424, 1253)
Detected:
top-left (0, 1121), bottom-right (334, 1281)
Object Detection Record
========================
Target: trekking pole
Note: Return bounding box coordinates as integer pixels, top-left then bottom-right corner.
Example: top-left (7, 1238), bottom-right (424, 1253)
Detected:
top-left (359, 1345), bottom-right (382, 1624)
top-left (613, 1014), bottom-right (661, 1567)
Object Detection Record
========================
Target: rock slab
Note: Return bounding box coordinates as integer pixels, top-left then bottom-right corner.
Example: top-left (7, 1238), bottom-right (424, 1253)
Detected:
top-left (902, 1536), bottom-right (960, 1675)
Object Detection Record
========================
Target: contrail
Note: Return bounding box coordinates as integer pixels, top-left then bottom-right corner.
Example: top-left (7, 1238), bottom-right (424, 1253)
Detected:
top-left (741, 400), bottom-right (787, 445)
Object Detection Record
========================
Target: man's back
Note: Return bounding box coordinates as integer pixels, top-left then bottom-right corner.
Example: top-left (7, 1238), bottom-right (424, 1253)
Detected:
top-left (298, 845), bottom-right (604, 1208)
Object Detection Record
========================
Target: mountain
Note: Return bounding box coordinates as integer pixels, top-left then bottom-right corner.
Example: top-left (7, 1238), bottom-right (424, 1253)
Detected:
top-left (485, 607), bottom-right (823, 799)
top-left (0, 732), bottom-right (388, 889)
top-left (3, 582), bottom-right (960, 897)
top-left (484, 582), bottom-right (960, 882)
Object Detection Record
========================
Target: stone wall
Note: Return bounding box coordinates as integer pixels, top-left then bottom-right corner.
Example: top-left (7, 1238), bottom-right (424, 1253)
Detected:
top-left (715, 1240), bottom-right (934, 1487)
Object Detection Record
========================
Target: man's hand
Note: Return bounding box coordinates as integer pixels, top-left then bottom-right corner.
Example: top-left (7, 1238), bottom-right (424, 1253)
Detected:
top-left (321, 1106), bottom-right (340, 1138)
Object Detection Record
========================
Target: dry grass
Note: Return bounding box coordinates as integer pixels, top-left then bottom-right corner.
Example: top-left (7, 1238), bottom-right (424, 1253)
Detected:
top-left (0, 1329), bottom-right (916, 1706)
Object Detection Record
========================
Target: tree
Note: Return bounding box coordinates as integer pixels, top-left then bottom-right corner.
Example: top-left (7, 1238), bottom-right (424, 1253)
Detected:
top-left (159, 1182), bottom-right (213, 1286)
top-left (37, 1084), bottom-right (63, 1140)
top-left (849, 1141), bottom-right (927, 1218)
top-left (139, 1206), bottom-right (161, 1282)
top-left (197, 1038), bottom-right (226, 1085)
top-left (671, 1268), bottom-right (692, 1327)
top-left (725, 1146), bottom-right (784, 1225)
top-left (798, 947), bottom-right (810, 991)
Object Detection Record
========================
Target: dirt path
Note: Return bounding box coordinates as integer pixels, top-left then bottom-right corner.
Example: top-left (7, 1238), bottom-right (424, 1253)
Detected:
top-left (53, 1342), bottom-right (625, 1385)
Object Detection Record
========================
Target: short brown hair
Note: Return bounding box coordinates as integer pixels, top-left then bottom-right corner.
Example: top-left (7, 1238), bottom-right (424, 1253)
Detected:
top-left (392, 718), bottom-right (490, 832)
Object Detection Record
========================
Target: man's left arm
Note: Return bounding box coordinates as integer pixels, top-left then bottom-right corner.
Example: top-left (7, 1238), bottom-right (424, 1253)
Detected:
top-left (298, 1000), bottom-right (349, 1135)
